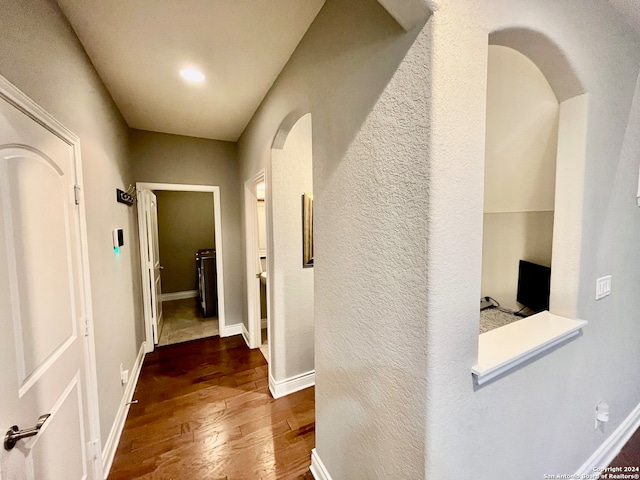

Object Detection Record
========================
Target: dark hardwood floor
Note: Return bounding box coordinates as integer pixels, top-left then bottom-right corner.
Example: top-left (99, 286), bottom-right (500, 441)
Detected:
top-left (108, 333), bottom-right (640, 478)
top-left (610, 425), bottom-right (640, 469)
top-left (108, 335), bottom-right (315, 480)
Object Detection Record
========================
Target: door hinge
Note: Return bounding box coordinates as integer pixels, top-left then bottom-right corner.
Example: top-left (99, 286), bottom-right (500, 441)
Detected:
top-left (87, 438), bottom-right (100, 461)
top-left (83, 317), bottom-right (90, 337)
top-left (74, 185), bottom-right (82, 205)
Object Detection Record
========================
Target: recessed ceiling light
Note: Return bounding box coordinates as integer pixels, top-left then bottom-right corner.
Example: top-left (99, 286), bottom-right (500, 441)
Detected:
top-left (180, 68), bottom-right (205, 83)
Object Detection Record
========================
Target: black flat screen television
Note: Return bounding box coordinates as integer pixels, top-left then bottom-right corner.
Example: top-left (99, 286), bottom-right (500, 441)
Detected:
top-left (516, 260), bottom-right (551, 313)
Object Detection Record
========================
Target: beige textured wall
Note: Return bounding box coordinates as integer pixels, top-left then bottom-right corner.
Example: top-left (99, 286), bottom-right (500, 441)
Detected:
top-left (0, 0), bottom-right (145, 448)
top-left (426, 1), bottom-right (640, 478)
top-left (155, 191), bottom-right (215, 293)
top-left (238, 1), bottom-right (430, 476)
top-left (484, 45), bottom-right (559, 214)
top-left (130, 129), bottom-right (243, 326)
top-left (481, 211), bottom-right (554, 309)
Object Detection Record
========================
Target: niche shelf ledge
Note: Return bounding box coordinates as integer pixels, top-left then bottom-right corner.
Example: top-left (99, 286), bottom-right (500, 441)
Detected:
top-left (472, 311), bottom-right (587, 385)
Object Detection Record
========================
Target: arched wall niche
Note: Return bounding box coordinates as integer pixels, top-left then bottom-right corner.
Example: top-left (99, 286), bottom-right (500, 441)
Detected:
top-left (482, 26), bottom-right (589, 326)
top-left (472, 25), bottom-right (590, 385)
top-left (481, 44), bottom-right (559, 313)
top-left (489, 27), bottom-right (585, 102)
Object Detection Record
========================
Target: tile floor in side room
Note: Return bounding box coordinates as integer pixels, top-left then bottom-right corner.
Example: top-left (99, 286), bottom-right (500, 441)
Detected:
top-left (157, 297), bottom-right (218, 346)
top-left (259, 326), bottom-right (268, 362)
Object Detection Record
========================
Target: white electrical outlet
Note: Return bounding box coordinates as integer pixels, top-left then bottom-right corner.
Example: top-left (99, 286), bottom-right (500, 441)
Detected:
top-left (595, 401), bottom-right (610, 429)
top-left (120, 363), bottom-right (129, 385)
top-left (595, 275), bottom-right (612, 300)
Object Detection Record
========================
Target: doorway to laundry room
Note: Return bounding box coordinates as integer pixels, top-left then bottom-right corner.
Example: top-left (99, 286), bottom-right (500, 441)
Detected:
top-left (136, 182), bottom-right (227, 352)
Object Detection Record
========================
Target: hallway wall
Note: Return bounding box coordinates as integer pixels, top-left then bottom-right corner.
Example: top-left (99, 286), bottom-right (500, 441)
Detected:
top-left (240, 0), bottom-right (640, 478)
top-left (129, 129), bottom-right (243, 327)
top-left (426, 1), bottom-right (640, 478)
top-left (156, 190), bottom-right (215, 294)
top-left (238, 0), bottom-right (430, 477)
top-left (0, 0), bottom-right (144, 450)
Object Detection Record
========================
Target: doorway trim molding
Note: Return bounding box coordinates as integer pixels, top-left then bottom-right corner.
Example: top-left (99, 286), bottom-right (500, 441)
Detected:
top-left (244, 169), bottom-right (271, 353)
top-left (136, 182), bottom-right (227, 352)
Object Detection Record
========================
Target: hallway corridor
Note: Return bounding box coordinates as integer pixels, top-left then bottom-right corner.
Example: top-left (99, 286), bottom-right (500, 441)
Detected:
top-left (108, 335), bottom-right (315, 479)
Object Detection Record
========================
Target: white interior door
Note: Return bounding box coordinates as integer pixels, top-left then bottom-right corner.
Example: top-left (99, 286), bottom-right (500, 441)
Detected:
top-left (144, 190), bottom-right (163, 344)
top-left (257, 200), bottom-right (267, 258)
top-left (0, 84), bottom-right (96, 478)
top-left (244, 173), bottom-right (268, 350)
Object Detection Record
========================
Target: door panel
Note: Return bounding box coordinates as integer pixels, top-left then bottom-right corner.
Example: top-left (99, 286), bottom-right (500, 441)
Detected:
top-left (150, 195), bottom-right (163, 337)
top-left (30, 375), bottom-right (85, 480)
top-left (144, 191), bottom-right (162, 343)
top-left (4, 149), bottom-right (77, 382)
top-left (0, 87), bottom-right (93, 479)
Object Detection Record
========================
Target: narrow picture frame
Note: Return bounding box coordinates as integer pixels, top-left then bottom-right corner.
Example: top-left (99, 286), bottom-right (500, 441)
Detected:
top-left (302, 193), bottom-right (313, 268)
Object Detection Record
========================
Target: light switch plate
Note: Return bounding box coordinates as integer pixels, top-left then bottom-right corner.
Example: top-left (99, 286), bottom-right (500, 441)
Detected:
top-left (596, 275), bottom-right (612, 300)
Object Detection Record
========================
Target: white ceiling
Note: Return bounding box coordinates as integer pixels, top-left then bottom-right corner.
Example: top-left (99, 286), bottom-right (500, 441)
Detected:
top-left (56, 0), bottom-right (325, 142)
top-left (53, 1), bottom-right (640, 142)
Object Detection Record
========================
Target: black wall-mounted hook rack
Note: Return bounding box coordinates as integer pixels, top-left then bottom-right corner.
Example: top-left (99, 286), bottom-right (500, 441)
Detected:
top-left (116, 186), bottom-right (136, 206)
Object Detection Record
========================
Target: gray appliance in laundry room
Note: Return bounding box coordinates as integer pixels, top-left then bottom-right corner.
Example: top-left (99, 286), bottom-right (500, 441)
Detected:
top-left (196, 248), bottom-right (218, 317)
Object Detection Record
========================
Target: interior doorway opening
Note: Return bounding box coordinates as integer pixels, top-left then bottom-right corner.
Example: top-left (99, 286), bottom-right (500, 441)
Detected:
top-left (136, 182), bottom-right (227, 352)
top-left (256, 182), bottom-right (269, 360)
top-left (244, 170), bottom-right (270, 355)
top-left (269, 112), bottom-right (315, 397)
top-left (243, 112), bottom-right (315, 398)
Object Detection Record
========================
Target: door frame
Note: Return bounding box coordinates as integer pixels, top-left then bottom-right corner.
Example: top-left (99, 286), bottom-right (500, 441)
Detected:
top-left (139, 190), bottom-right (164, 345)
top-left (244, 170), bottom-right (271, 354)
top-left (0, 74), bottom-right (102, 478)
top-left (136, 182), bottom-right (227, 352)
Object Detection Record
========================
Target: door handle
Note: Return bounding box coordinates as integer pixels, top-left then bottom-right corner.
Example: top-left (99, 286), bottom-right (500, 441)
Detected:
top-left (159, 266), bottom-right (164, 270)
top-left (4, 414), bottom-right (50, 451)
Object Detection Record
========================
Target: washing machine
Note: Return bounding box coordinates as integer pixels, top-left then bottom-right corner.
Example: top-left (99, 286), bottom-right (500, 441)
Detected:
top-left (196, 249), bottom-right (218, 317)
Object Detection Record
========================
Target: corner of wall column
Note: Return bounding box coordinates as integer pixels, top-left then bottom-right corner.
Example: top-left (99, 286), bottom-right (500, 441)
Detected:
top-left (549, 93), bottom-right (589, 319)
top-left (376, 0), bottom-right (433, 32)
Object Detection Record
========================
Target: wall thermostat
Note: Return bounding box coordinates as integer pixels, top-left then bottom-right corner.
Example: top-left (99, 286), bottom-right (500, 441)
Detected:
top-left (113, 228), bottom-right (124, 253)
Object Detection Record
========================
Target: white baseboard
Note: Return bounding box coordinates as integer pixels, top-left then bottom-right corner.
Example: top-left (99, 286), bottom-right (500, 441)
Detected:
top-left (241, 323), bottom-right (251, 348)
top-left (575, 400), bottom-right (640, 477)
top-left (310, 449), bottom-right (333, 480)
top-left (269, 370), bottom-right (315, 399)
top-left (222, 323), bottom-right (243, 338)
top-left (161, 290), bottom-right (198, 302)
top-left (101, 343), bottom-right (146, 479)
